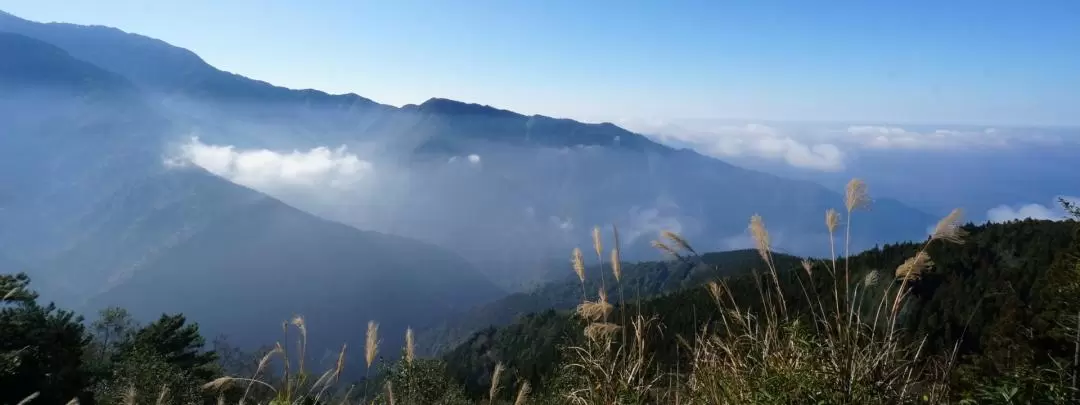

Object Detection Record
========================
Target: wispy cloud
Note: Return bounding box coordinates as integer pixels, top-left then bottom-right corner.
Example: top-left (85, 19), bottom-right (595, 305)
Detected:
top-left (985, 196), bottom-right (1079, 222)
top-left (168, 137), bottom-right (373, 190)
top-left (846, 126), bottom-right (1008, 149)
top-left (628, 122), bottom-right (845, 172)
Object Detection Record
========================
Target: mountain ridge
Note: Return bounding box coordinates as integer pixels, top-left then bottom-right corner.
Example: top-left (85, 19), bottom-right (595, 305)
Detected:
top-left (0, 29), bottom-right (504, 371)
top-left (0, 9), bottom-right (937, 287)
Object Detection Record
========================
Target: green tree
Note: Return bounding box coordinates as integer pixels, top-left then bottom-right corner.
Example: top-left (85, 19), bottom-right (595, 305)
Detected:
top-left (0, 273), bottom-right (91, 404)
top-left (118, 313), bottom-right (219, 381)
top-left (95, 347), bottom-right (204, 405)
top-left (92, 306), bottom-right (136, 358)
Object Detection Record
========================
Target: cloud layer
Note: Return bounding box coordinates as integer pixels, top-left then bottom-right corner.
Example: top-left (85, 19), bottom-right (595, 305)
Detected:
top-left (986, 197), bottom-right (1079, 222)
top-left (629, 122), bottom-right (846, 172)
top-left (846, 126), bottom-right (1007, 149)
top-left (170, 137), bottom-right (373, 190)
top-left (623, 119), bottom-right (1070, 173)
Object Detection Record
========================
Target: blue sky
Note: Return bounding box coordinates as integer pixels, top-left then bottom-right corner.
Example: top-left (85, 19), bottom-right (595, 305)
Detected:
top-left (2, 0), bottom-right (1078, 126)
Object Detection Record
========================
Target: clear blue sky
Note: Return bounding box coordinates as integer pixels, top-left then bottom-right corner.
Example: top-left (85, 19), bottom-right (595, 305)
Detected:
top-left (2, 0), bottom-right (1078, 126)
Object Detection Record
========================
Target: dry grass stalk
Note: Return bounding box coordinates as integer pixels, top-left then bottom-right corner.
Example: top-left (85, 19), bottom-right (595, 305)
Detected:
top-left (611, 247), bottom-right (622, 282)
top-left (154, 385), bottom-right (169, 405)
top-left (514, 381), bottom-right (531, 405)
top-left (385, 380), bottom-right (395, 405)
top-left (611, 224), bottom-right (621, 253)
top-left (572, 247), bottom-right (587, 300)
top-left (863, 270), bottom-right (881, 288)
top-left (123, 386), bottom-right (136, 405)
top-left (405, 328), bottom-right (415, 365)
top-left (489, 362), bottom-right (506, 403)
top-left (291, 315), bottom-right (307, 373)
top-left (826, 208), bottom-right (841, 233)
top-left (749, 215), bottom-right (771, 266)
top-left (366, 320), bottom-right (380, 368)
top-left (662, 230), bottom-right (697, 255)
top-left (592, 226), bottom-right (603, 259)
top-left (706, 281), bottom-right (724, 305)
top-left (203, 377), bottom-right (231, 390)
top-left (750, 214), bottom-right (787, 316)
top-left (845, 178), bottom-right (869, 212)
top-left (593, 226), bottom-right (609, 291)
top-left (931, 208), bottom-right (968, 244)
top-left (334, 343), bottom-right (347, 382)
top-left (65, 398), bottom-right (80, 405)
top-left (895, 252), bottom-right (933, 281)
top-left (576, 299), bottom-right (613, 322)
top-left (801, 259), bottom-right (813, 277)
top-left (584, 322), bottom-right (622, 342)
top-left (651, 240), bottom-right (681, 260)
top-left (17, 393), bottom-right (40, 405)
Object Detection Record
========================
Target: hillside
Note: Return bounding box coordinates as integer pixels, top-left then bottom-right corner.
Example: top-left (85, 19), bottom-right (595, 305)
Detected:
top-left (0, 31), bottom-right (502, 369)
top-left (0, 11), bottom-right (937, 290)
top-left (417, 249), bottom-right (802, 355)
top-left (440, 219), bottom-right (1079, 397)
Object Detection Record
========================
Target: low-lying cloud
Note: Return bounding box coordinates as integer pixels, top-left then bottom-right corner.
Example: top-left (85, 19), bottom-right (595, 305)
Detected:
top-left (622, 119), bottom-right (1063, 173)
top-left (986, 197), bottom-right (1079, 223)
top-left (847, 126), bottom-right (1006, 150)
top-left (169, 137), bottom-right (374, 190)
top-left (627, 122), bottom-right (846, 172)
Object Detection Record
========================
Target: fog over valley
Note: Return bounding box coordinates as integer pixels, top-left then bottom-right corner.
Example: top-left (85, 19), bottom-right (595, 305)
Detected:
top-left (1, 4), bottom-right (1079, 403)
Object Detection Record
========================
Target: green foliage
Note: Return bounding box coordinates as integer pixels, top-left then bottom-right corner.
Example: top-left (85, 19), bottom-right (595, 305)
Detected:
top-left (88, 310), bottom-right (219, 404)
top-left (1061, 198), bottom-right (1080, 220)
top-left (370, 355), bottom-right (471, 405)
top-left (0, 273), bottom-right (91, 404)
top-left (93, 346), bottom-right (204, 405)
top-left (119, 313), bottom-right (219, 382)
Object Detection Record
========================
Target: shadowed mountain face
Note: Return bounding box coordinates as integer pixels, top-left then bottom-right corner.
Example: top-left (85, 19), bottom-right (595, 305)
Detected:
top-left (0, 11), bottom-right (937, 291)
top-left (0, 32), bottom-right (502, 369)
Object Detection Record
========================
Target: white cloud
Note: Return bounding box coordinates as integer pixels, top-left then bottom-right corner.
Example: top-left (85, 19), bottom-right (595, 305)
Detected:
top-left (986, 196), bottom-right (1079, 222)
top-left (632, 123), bottom-right (846, 172)
top-left (449, 154), bottom-right (483, 167)
top-left (623, 206), bottom-right (683, 245)
top-left (170, 137), bottom-right (373, 190)
top-left (549, 216), bottom-right (574, 231)
top-left (847, 125), bottom-right (1008, 149)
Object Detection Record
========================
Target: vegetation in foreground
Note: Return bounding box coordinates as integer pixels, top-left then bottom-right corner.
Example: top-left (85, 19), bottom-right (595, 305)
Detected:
top-left (3, 182), bottom-right (1079, 404)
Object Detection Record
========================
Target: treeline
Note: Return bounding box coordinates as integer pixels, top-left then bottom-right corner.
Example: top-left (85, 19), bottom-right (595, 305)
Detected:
top-left (442, 217), bottom-right (1080, 403)
top-left (1, 274), bottom-right (225, 404)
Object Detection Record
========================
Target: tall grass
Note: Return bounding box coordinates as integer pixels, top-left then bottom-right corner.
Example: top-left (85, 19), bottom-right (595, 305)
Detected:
top-left (557, 178), bottom-right (964, 404)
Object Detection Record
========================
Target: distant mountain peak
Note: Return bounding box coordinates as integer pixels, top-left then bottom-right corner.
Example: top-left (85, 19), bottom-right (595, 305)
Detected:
top-left (410, 98), bottom-right (523, 119)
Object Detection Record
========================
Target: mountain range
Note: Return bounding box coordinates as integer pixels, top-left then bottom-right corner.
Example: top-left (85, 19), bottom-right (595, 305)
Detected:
top-left (0, 10), bottom-right (935, 361)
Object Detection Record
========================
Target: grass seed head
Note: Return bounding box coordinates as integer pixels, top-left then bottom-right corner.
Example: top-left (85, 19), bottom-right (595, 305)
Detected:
top-left (365, 320), bottom-right (380, 368)
top-left (931, 208), bottom-right (968, 244)
top-left (572, 248), bottom-right (586, 282)
top-left (845, 178), bottom-right (870, 212)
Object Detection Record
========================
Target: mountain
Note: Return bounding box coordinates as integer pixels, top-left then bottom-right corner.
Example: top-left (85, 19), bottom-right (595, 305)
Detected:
top-left (0, 11), bottom-right (938, 290)
top-left (0, 31), bottom-right (502, 369)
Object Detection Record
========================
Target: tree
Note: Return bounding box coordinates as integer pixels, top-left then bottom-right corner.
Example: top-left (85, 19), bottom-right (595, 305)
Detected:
top-left (0, 273), bottom-right (91, 404)
top-left (1, 272), bottom-right (37, 303)
top-left (1062, 198), bottom-right (1080, 220)
top-left (118, 313), bottom-right (219, 381)
top-left (92, 306), bottom-right (136, 358)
